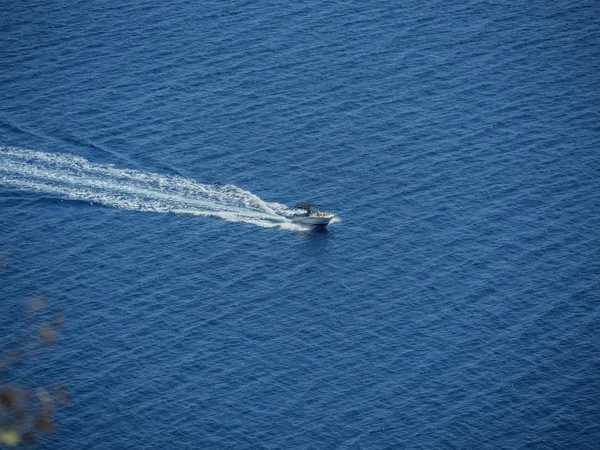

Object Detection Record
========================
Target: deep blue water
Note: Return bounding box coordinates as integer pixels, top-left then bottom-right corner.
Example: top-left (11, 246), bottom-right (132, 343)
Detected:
top-left (1, 0), bottom-right (600, 448)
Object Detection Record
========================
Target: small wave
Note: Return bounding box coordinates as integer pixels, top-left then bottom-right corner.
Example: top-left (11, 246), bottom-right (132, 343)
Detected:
top-left (0, 147), bottom-right (312, 230)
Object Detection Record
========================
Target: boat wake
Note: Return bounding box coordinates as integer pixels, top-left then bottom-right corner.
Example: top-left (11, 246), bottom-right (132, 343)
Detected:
top-left (0, 147), bottom-right (307, 230)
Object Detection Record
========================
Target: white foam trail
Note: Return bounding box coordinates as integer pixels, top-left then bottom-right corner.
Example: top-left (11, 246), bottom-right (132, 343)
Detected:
top-left (0, 147), bottom-right (310, 230)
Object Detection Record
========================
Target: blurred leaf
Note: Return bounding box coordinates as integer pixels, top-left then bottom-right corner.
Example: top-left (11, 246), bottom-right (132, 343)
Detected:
top-left (37, 388), bottom-right (53, 415)
top-left (39, 326), bottom-right (57, 345)
top-left (55, 385), bottom-right (68, 405)
top-left (0, 429), bottom-right (21, 446)
top-left (0, 386), bottom-right (17, 409)
top-left (0, 350), bottom-right (25, 372)
top-left (53, 312), bottom-right (65, 329)
top-left (21, 431), bottom-right (35, 445)
top-left (35, 416), bottom-right (54, 434)
top-left (27, 295), bottom-right (47, 312)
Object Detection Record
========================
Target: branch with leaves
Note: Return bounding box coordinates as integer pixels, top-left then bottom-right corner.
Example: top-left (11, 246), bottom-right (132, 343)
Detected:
top-left (0, 296), bottom-right (67, 447)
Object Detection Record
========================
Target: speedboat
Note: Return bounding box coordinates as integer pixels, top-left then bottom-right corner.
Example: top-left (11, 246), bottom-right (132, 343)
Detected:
top-left (292, 203), bottom-right (334, 226)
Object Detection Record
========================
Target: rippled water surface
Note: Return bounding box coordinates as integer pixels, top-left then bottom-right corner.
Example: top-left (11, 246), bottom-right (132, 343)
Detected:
top-left (1, 0), bottom-right (599, 448)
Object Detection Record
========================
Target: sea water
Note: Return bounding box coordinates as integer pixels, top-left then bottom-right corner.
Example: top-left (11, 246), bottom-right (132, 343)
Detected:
top-left (1, 0), bottom-right (599, 448)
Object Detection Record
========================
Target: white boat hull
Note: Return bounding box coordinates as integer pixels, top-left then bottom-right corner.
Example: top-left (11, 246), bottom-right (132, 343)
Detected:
top-left (292, 214), bottom-right (334, 226)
